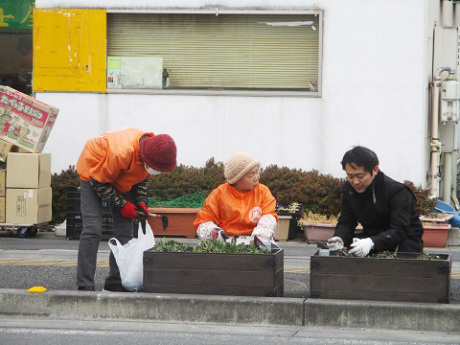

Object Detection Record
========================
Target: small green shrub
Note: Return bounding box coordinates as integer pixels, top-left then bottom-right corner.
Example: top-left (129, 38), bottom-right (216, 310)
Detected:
top-left (403, 180), bottom-right (437, 216)
top-left (147, 158), bottom-right (225, 202)
top-left (261, 166), bottom-right (344, 217)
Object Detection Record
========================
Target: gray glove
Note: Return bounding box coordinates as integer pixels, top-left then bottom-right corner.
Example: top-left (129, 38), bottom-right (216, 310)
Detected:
top-left (327, 236), bottom-right (344, 250)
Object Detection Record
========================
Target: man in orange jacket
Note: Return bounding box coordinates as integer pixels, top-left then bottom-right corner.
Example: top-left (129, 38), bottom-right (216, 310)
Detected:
top-left (194, 151), bottom-right (278, 246)
top-left (76, 128), bottom-right (177, 292)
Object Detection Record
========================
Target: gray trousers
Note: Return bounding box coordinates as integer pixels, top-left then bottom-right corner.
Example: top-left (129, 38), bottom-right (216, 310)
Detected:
top-left (76, 180), bottom-right (133, 289)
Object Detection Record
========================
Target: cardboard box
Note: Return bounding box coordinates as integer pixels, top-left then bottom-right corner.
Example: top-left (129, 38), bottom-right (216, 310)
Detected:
top-left (0, 138), bottom-right (17, 162)
top-left (6, 187), bottom-right (52, 224)
top-left (0, 86), bottom-right (59, 153)
top-left (0, 170), bottom-right (5, 196)
top-left (0, 197), bottom-right (5, 223)
top-left (6, 152), bottom-right (51, 188)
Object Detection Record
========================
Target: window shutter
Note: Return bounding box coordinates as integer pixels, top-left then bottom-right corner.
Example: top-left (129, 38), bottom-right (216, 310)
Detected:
top-left (107, 13), bottom-right (319, 90)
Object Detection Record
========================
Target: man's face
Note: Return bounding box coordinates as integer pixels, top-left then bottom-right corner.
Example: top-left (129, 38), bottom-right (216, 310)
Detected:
top-left (234, 166), bottom-right (260, 191)
top-left (345, 163), bottom-right (379, 193)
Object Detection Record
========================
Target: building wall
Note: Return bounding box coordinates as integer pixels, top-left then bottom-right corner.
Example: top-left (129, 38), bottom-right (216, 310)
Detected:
top-left (35, 0), bottom-right (430, 185)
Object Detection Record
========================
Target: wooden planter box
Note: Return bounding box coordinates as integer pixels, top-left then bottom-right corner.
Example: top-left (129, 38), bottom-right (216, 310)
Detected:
top-left (310, 251), bottom-right (451, 303)
top-left (422, 223), bottom-right (451, 248)
top-left (147, 207), bottom-right (200, 238)
top-left (143, 248), bottom-right (284, 297)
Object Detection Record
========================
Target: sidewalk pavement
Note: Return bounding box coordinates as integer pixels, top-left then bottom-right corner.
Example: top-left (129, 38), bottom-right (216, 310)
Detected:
top-left (1, 234), bottom-right (460, 333)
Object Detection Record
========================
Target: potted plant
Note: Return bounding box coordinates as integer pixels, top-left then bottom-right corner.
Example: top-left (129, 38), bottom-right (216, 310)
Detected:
top-left (147, 191), bottom-right (206, 238)
top-left (299, 212), bottom-right (339, 244)
top-left (404, 181), bottom-right (451, 248)
top-left (143, 239), bottom-right (284, 297)
top-left (146, 158), bottom-right (225, 238)
top-left (274, 202), bottom-right (304, 241)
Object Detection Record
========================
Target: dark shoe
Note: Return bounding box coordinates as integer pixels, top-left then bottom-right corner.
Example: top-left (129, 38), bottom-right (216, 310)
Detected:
top-left (103, 284), bottom-right (128, 292)
top-left (78, 286), bottom-right (95, 291)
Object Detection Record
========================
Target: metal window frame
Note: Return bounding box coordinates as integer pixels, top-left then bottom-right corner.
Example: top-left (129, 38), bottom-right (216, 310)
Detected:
top-left (106, 9), bottom-right (323, 97)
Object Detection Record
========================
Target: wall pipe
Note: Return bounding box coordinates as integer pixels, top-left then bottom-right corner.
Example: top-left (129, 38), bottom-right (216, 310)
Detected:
top-left (443, 152), bottom-right (452, 203)
top-left (430, 77), bottom-right (441, 198)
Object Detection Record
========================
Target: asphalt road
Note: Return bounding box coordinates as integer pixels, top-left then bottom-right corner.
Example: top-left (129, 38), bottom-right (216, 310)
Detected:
top-left (2, 317), bottom-right (460, 345)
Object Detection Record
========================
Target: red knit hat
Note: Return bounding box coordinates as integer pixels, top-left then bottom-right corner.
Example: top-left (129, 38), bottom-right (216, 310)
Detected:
top-left (140, 134), bottom-right (177, 172)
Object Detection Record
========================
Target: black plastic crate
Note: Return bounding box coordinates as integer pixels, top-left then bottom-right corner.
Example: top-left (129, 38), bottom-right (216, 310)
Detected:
top-left (66, 212), bottom-right (114, 240)
top-left (66, 186), bottom-right (114, 240)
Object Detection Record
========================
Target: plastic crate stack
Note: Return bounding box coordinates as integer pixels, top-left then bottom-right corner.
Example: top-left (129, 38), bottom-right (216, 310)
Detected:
top-left (66, 185), bottom-right (114, 240)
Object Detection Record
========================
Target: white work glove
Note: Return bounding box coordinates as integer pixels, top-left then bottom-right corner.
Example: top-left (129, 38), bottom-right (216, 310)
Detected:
top-left (349, 238), bottom-right (374, 257)
top-left (327, 236), bottom-right (344, 250)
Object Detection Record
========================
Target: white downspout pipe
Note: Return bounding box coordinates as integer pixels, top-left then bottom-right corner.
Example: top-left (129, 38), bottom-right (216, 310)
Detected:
top-left (430, 78), bottom-right (441, 198)
top-left (444, 152), bottom-right (452, 203)
top-left (451, 125), bottom-right (460, 209)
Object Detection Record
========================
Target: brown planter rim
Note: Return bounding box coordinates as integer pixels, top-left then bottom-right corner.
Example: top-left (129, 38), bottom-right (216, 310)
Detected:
top-left (423, 223), bottom-right (452, 230)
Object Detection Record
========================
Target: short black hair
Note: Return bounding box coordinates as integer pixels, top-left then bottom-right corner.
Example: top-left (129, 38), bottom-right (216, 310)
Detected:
top-left (340, 146), bottom-right (379, 174)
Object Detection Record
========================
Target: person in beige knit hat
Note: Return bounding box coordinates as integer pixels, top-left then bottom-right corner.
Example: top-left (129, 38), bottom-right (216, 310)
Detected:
top-left (194, 151), bottom-right (278, 247)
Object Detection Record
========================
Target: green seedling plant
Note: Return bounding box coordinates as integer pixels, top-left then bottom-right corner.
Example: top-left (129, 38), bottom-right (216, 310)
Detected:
top-left (330, 247), bottom-right (443, 261)
top-left (153, 239), bottom-right (270, 254)
top-left (154, 238), bottom-right (193, 252)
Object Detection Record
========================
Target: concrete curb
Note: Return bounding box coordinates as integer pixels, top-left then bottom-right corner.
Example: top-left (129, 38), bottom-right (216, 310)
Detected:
top-left (2, 289), bottom-right (460, 332)
top-left (0, 289), bottom-right (305, 326)
top-left (304, 299), bottom-right (460, 332)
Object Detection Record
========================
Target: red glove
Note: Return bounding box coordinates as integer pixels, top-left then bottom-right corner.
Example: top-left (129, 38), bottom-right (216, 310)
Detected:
top-left (136, 202), bottom-right (149, 218)
top-left (120, 201), bottom-right (138, 219)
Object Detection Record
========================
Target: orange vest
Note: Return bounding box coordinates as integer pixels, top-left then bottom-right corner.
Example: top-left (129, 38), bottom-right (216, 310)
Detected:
top-left (77, 128), bottom-right (153, 194)
top-left (193, 183), bottom-right (278, 236)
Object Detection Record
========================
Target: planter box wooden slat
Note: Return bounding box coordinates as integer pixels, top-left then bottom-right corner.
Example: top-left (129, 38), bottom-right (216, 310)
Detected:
top-left (310, 252), bottom-right (451, 303)
top-left (147, 269), bottom-right (279, 287)
top-left (313, 289), bottom-right (446, 304)
top-left (312, 274), bottom-right (448, 293)
top-left (144, 248), bottom-right (284, 297)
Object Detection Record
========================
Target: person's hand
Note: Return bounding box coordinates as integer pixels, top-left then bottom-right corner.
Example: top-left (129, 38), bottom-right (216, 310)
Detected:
top-left (135, 202), bottom-right (149, 219)
top-left (253, 235), bottom-right (273, 251)
top-left (349, 238), bottom-right (374, 257)
top-left (211, 228), bottom-right (229, 241)
top-left (327, 236), bottom-right (344, 250)
top-left (120, 201), bottom-right (138, 219)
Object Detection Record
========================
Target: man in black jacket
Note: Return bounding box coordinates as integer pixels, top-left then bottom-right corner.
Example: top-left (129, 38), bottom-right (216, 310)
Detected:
top-left (327, 146), bottom-right (424, 257)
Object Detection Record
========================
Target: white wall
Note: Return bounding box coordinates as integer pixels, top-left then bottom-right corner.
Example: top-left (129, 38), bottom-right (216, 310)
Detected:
top-left (36, 0), bottom-right (429, 186)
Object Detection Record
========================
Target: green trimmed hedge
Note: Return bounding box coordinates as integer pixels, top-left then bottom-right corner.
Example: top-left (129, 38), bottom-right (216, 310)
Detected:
top-left (50, 159), bottom-right (434, 225)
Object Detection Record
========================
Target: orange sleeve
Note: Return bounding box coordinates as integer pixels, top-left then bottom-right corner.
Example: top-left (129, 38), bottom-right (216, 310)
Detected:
top-left (193, 189), bottom-right (222, 230)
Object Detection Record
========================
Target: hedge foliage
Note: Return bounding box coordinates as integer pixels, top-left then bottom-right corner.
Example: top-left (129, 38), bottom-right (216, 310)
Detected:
top-left (50, 158), bottom-right (435, 225)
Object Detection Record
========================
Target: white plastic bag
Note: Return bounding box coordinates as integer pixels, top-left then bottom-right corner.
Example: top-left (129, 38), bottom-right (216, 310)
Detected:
top-left (108, 222), bottom-right (155, 292)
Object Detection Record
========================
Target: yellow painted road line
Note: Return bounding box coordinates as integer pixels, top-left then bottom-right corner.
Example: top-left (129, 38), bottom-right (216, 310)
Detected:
top-left (0, 260), bottom-right (109, 267)
top-left (284, 268), bottom-right (310, 274)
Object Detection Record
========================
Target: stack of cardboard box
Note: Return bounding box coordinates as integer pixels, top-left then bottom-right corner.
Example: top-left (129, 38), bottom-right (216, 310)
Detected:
top-left (0, 86), bottom-right (59, 225)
